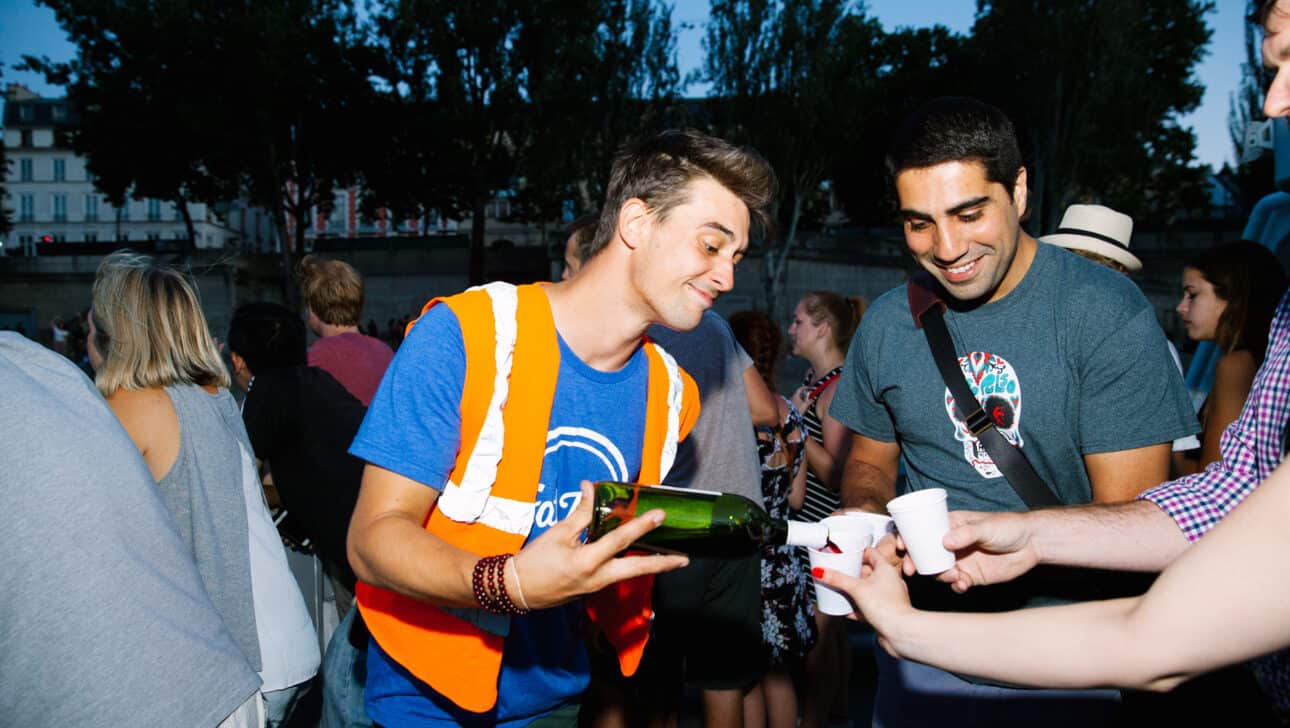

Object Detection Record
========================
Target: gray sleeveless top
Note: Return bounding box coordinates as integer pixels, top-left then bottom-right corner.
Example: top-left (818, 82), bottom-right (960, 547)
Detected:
top-left (158, 383), bottom-right (262, 671)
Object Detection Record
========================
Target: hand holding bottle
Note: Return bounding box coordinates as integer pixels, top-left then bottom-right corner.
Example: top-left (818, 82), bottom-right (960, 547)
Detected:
top-left (510, 481), bottom-right (689, 610)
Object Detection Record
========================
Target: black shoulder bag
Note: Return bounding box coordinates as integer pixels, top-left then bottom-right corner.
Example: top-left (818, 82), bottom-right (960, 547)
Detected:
top-left (907, 272), bottom-right (1061, 509)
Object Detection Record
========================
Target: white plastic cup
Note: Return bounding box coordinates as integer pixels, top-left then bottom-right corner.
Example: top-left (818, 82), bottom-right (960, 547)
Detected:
top-left (808, 546), bottom-right (861, 616)
top-left (886, 488), bottom-right (954, 575)
top-left (826, 512), bottom-right (895, 549)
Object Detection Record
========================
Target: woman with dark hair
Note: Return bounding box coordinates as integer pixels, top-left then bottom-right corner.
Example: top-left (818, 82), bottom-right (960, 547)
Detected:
top-left (729, 310), bottom-right (814, 728)
top-left (1175, 241), bottom-right (1289, 475)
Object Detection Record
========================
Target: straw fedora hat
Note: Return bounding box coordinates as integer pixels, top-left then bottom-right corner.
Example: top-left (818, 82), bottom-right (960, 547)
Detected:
top-left (1039, 204), bottom-right (1142, 273)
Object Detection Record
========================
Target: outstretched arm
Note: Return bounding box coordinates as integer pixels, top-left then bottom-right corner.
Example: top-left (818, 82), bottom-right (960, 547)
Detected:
top-left (930, 499), bottom-right (1190, 591)
top-left (348, 466), bottom-right (689, 610)
top-left (823, 459), bottom-right (1290, 691)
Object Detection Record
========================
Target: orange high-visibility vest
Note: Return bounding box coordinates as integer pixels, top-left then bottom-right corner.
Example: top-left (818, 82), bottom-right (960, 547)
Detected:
top-left (356, 282), bottom-right (699, 714)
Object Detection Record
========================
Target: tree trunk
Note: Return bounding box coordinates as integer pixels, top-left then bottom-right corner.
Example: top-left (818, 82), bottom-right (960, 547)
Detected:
top-left (763, 193), bottom-right (805, 319)
top-left (175, 194), bottom-right (197, 252)
top-left (469, 193), bottom-right (487, 285)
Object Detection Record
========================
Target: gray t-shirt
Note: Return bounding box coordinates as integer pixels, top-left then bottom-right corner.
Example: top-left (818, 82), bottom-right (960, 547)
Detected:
top-left (0, 334), bottom-right (260, 727)
top-left (832, 243), bottom-right (1198, 516)
top-left (648, 311), bottom-right (763, 506)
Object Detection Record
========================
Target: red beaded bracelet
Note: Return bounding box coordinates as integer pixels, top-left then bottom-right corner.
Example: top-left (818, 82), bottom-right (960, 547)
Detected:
top-left (472, 554), bottom-right (529, 616)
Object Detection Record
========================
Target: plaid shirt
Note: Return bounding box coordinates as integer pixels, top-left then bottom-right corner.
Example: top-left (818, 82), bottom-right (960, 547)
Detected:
top-left (1140, 291), bottom-right (1290, 711)
top-left (1141, 291), bottom-right (1290, 539)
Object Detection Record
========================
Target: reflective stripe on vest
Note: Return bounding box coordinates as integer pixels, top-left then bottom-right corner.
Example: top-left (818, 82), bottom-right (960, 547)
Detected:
top-left (356, 282), bottom-right (697, 714)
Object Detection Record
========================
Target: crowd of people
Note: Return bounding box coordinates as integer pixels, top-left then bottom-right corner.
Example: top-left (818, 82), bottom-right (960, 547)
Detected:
top-left (8, 3), bottom-right (1290, 727)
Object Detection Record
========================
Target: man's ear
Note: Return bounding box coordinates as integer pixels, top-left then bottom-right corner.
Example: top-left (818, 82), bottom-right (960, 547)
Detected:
top-left (230, 352), bottom-right (247, 376)
top-left (617, 198), bottom-right (651, 251)
top-left (1012, 167), bottom-right (1029, 217)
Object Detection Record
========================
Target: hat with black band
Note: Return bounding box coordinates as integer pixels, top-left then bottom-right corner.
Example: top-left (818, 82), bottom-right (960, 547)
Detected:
top-left (1039, 204), bottom-right (1142, 272)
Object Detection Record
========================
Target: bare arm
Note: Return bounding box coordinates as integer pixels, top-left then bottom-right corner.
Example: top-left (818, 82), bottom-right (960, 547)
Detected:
top-left (347, 465), bottom-right (690, 610)
top-left (788, 445), bottom-right (809, 512)
top-left (1199, 351), bottom-right (1257, 471)
top-left (795, 382), bottom-right (852, 489)
top-left (828, 459), bottom-right (1290, 691)
top-left (838, 432), bottom-right (901, 513)
top-left (1084, 442), bottom-right (1170, 503)
top-left (932, 499), bottom-right (1191, 591)
top-left (744, 365), bottom-right (779, 427)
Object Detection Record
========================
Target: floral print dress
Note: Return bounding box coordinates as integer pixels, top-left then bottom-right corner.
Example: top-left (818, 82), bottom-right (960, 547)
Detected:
top-left (756, 395), bottom-right (817, 665)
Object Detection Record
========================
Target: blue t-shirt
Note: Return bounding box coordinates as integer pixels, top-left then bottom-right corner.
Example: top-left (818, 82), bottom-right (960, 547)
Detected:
top-left (350, 302), bottom-right (648, 727)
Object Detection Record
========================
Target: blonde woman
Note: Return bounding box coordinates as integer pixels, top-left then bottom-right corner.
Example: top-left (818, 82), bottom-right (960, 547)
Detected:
top-left (88, 251), bottom-right (319, 727)
top-left (786, 290), bottom-right (865, 728)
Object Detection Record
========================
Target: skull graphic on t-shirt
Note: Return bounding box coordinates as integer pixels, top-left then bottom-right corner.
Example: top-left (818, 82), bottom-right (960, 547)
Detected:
top-left (943, 351), bottom-right (1023, 479)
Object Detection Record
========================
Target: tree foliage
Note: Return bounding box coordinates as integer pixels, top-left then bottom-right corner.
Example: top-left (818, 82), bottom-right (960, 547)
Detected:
top-left (829, 24), bottom-right (969, 225)
top-left (1227, 0), bottom-right (1276, 213)
top-left (700, 0), bottom-right (886, 315)
top-left (963, 0), bottom-right (1213, 232)
top-left (363, 0), bottom-right (678, 283)
top-left (25, 0), bottom-right (373, 303)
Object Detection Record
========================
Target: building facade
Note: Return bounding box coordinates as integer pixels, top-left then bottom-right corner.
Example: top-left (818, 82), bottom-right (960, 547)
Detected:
top-left (1, 85), bottom-right (249, 255)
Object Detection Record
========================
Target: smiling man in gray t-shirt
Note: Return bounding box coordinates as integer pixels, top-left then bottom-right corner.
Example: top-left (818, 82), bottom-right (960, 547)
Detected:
top-left (829, 98), bottom-right (1197, 728)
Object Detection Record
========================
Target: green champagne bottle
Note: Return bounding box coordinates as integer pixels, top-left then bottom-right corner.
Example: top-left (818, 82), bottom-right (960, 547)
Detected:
top-left (587, 481), bottom-right (829, 557)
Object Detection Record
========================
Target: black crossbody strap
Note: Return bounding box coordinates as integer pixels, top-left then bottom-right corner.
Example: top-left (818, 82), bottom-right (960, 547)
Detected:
top-left (920, 305), bottom-right (1062, 509)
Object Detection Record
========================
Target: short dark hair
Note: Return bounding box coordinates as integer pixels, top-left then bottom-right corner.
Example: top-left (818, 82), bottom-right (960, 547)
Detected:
top-left (1252, 0), bottom-right (1280, 26)
top-left (227, 302), bottom-right (307, 375)
top-left (566, 212), bottom-right (600, 266)
top-left (583, 129), bottom-right (777, 260)
top-left (1187, 240), bottom-right (1289, 363)
top-left (886, 97), bottom-right (1024, 189)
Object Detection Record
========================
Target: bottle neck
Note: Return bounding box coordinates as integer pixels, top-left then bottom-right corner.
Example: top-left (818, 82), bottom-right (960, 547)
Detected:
top-left (783, 520), bottom-right (829, 549)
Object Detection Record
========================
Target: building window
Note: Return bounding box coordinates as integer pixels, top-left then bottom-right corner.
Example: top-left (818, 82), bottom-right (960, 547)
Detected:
top-left (19, 106), bottom-right (33, 122)
top-left (117, 204), bottom-right (129, 222)
top-left (53, 159), bottom-right (66, 181)
top-left (19, 159), bottom-right (33, 181)
top-left (172, 203), bottom-right (184, 221)
top-left (52, 194), bottom-right (67, 222)
top-left (147, 199), bottom-right (162, 221)
top-left (146, 232), bottom-right (160, 241)
top-left (52, 104), bottom-right (67, 121)
top-left (84, 232), bottom-right (98, 243)
top-left (51, 233), bottom-right (66, 243)
top-left (19, 195), bottom-right (34, 222)
top-left (117, 232), bottom-right (129, 242)
top-left (84, 195), bottom-right (98, 221)
top-left (19, 234), bottom-right (33, 245)
top-left (20, 130), bottom-right (33, 147)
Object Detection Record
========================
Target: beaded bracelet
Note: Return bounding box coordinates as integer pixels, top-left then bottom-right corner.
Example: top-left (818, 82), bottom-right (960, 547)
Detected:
top-left (472, 554), bottom-right (530, 616)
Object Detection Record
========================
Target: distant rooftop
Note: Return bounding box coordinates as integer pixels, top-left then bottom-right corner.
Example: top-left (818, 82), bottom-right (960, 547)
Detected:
top-left (3, 85), bottom-right (73, 128)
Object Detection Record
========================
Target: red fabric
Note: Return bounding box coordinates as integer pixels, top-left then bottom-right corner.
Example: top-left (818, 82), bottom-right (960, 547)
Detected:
top-left (308, 332), bottom-right (394, 406)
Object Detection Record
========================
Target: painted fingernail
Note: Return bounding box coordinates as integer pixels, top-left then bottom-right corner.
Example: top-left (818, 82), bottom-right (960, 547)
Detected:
top-left (811, 567), bottom-right (824, 579)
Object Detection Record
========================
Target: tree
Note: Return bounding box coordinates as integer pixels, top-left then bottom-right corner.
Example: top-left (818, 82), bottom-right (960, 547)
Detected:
top-left (20, 0), bottom-right (239, 250)
top-left (964, 0), bottom-right (1213, 233)
top-left (512, 0), bottom-right (680, 226)
top-left (25, 0), bottom-right (373, 303)
top-left (701, 0), bottom-right (887, 315)
top-left (1228, 0), bottom-right (1276, 214)
top-left (364, 0), bottom-right (678, 283)
top-left (365, 0), bottom-right (529, 285)
top-left (829, 24), bottom-right (970, 226)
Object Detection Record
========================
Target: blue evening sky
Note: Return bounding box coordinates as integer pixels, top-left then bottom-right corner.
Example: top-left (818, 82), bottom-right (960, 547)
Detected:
top-left (0, 0), bottom-right (1250, 170)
